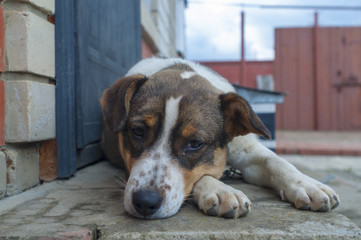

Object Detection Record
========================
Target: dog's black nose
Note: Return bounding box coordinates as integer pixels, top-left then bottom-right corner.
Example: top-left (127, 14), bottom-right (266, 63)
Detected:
top-left (132, 190), bottom-right (163, 217)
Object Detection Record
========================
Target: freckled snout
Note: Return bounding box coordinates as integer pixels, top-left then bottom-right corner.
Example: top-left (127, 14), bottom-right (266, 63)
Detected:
top-left (132, 190), bottom-right (163, 217)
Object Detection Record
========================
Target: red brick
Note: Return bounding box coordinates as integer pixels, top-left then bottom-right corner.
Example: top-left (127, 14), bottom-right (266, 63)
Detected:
top-left (0, 6), bottom-right (4, 72)
top-left (58, 229), bottom-right (94, 240)
top-left (0, 80), bottom-right (4, 146)
top-left (275, 148), bottom-right (285, 154)
top-left (299, 148), bottom-right (340, 156)
top-left (142, 38), bottom-right (155, 59)
top-left (283, 148), bottom-right (299, 155)
top-left (48, 15), bottom-right (55, 24)
top-left (341, 149), bottom-right (359, 156)
top-left (276, 131), bottom-right (361, 156)
top-left (38, 228), bottom-right (94, 240)
top-left (40, 139), bottom-right (58, 182)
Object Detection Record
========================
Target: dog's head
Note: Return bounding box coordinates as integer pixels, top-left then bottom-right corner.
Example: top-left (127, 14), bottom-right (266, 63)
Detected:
top-left (100, 68), bottom-right (270, 219)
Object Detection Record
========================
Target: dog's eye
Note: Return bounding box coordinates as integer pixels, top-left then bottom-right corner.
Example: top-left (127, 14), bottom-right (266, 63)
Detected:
top-left (131, 126), bottom-right (145, 139)
top-left (185, 140), bottom-right (204, 151)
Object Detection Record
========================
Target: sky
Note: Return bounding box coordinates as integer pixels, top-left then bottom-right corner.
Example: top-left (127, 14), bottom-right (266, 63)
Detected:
top-left (185, 0), bottom-right (361, 61)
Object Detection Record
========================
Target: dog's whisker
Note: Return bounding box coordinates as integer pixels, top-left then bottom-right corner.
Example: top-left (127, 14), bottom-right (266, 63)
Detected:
top-left (112, 181), bottom-right (126, 188)
top-left (113, 175), bottom-right (127, 184)
top-left (112, 181), bottom-right (126, 187)
top-left (182, 201), bottom-right (195, 208)
top-left (112, 175), bottom-right (127, 191)
top-left (111, 181), bottom-right (126, 188)
top-left (112, 187), bottom-right (125, 192)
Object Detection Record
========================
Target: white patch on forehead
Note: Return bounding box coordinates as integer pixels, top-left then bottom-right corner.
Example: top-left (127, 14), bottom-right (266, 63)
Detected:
top-left (124, 96), bottom-right (185, 219)
top-left (161, 96), bottom-right (182, 145)
top-left (181, 71), bottom-right (196, 79)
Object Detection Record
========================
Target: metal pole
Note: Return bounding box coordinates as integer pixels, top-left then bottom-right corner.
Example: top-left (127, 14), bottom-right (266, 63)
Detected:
top-left (241, 11), bottom-right (246, 86)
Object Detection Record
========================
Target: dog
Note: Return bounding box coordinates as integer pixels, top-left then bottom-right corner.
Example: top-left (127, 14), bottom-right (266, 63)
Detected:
top-left (100, 58), bottom-right (340, 219)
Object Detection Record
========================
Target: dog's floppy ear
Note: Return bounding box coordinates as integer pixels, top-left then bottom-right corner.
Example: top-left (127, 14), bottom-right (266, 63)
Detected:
top-left (220, 92), bottom-right (271, 141)
top-left (100, 74), bottom-right (148, 133)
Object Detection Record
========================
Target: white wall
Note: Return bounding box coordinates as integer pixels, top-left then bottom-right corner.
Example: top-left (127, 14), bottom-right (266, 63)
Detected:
top-left (141, 0), bottom-right (185, 57)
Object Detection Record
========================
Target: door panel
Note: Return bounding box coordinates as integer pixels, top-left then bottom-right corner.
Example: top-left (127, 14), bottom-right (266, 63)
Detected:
top-left (56, 0), bottom-right (141, 177)
top-left (75, 0), bottom-right (141, 149)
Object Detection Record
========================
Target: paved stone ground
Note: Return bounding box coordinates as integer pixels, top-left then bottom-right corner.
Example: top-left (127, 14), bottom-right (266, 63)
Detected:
top-left (276, 131), bottom-right (361, 227)
top-left (0, 159), bottom-right (360, 240)
top-left (284, 154), bottom-right (361, 229)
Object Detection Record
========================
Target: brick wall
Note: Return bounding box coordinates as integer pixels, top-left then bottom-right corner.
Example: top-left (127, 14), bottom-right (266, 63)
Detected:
top-left (0, 0), bottom-right (55, 198)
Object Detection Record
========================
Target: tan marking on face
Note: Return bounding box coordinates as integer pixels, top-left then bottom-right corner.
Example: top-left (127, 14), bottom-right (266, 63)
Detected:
top-left (182, 147), bottom-right (227, 198)
top-left (182, 124), bottom-right (196, 138)
top-left (144, 115), bottom-right (157, 127)
top-left (124, 152), bottom-right (135, 172)
top-left (117, 133), bottom-right (125, 155)
top-left (118, 133), bottom-right (135, 172)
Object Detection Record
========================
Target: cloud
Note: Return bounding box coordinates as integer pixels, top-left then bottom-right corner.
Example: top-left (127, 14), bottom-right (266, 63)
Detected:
top-left (185, 2), bottom-right (241, 60)
top-left (185, 0), bottom-right (361, 61)
top-left (245, 25), bottom-right (274, 60)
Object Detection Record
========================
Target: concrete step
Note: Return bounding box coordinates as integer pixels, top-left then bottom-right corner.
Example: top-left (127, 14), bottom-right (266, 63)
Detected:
top-left (0, 161), bottom-right (360, 239)
top-left (276, 131), bottom-right (361, 156)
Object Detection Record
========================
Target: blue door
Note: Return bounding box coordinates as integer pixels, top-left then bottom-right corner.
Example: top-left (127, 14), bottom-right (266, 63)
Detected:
top-left (56, 0), bottom-right (141, 177)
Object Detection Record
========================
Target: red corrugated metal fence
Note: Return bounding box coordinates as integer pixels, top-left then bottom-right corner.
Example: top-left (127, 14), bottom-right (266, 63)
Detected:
top-left (275, 27), bottom-right (361, 130)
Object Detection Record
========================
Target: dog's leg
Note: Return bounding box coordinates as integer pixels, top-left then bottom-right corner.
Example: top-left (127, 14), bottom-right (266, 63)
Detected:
top-left (227, 134), bottom-right (340, 212)
top-left (192, 175), bottom-right (251, 218)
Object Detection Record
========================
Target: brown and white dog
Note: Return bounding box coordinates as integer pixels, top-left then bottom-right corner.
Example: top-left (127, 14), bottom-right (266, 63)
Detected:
top-left (100, 58), bottom-right (340, 219)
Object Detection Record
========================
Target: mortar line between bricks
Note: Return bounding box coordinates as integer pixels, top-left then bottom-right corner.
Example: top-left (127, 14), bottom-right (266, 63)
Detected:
top-left (0, 72), bottom-right (53, 84)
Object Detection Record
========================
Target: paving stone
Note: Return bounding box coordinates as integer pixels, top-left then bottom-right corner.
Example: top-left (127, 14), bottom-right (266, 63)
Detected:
top-left (0, 161), bottom-right (360, 239)
top-left (283, 154), bottom-right (361, 227)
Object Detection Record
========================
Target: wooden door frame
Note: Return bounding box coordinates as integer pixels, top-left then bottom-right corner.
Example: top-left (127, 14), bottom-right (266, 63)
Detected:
top-left (55, 0), bottom-right (77, 178)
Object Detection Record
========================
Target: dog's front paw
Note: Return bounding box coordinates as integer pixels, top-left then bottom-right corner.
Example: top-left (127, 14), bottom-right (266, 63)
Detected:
top-left (279, 174), bottom-right (340, 212)
top-left (192, 176), bottom-right (251, 218)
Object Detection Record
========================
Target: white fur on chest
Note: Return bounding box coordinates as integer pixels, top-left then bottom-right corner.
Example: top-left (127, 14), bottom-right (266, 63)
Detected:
top-left (126, 58), bottom-right (236, 93)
